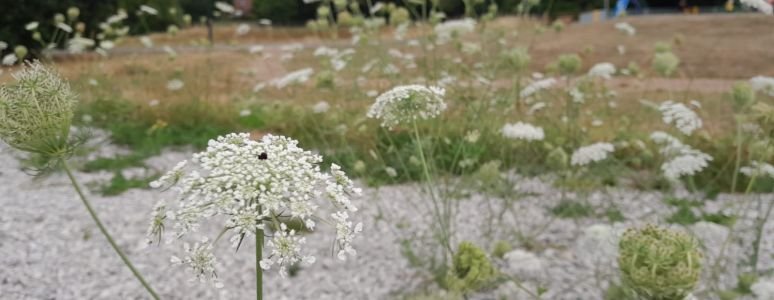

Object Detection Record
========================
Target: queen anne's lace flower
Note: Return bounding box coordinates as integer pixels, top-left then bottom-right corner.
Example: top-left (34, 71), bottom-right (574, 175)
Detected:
top-left (659, 101), bottom-right (702, 135)
top-left (740, 161), bottom-right (774, 179)
top-left (170, 238), bottom-right (223, 288)
top-left (270, 68), bottom-right (314, 89)
top-left (614, 22), bottom-right (636, 36)
top-left (367, 85), bottom-right (446, 129)
top-left (520, 78), bottom-right (556, 98)
top-left (588, 62), bottom-right (616, 79)
top-left (434, 18), bottom-right (476, 44)
top-left (571, 142), bottom-right (615, 166)
top-left (150, 133), bottom-right (362, 284)
top-left (650, 131), bottom-right (713, 179)
top-left (260, 223), bottom-right (316, 277)
top-left (501, 122), bottom-right (545, 141)
top-left (750, 76), bottom-right (774, 96)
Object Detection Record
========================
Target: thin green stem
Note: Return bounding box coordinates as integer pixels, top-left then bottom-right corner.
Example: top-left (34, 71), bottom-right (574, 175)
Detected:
top-left (60, 159), bottom-right (160, 300)
top-left (256, 228), bottom-right (264, 300)
top-left (730, 123), bottom-right (743, 193)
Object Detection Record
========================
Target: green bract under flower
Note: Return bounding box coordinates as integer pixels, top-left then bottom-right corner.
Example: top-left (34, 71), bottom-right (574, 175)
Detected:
top-left (618, 224), bottom-right (702, 300)
top-left (0, 62), bottom-right (77, 156)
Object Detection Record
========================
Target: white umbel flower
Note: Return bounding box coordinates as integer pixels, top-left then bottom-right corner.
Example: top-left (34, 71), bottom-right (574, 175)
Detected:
top-left (259, 223), bottom-right (315, 277)
top-left (166, 79), bottom-right (184, 91)
top-left (434, 18), bottom-right (476, 44)
top-left (150, 133), bottom-right (362, 284)
top-left (520, 78), bottom-right (556, 98)
top-left (650, 131), bottom-right (713, 179)
top-left (741, 0), bottom-right (774, 14)
top-left (750, 76), bottom-right (774, 96)
top-left (571, 142), bottom-right (615, 166)
top-left (170, 238), bottom-right (223, 288)
top-left (312, 101), bottom-right (330, 113)
top-left (661, 152), bottom-right (712, 179)
top-left (235, 23), bottom-right (250, 36)
top-left (366, 84), bottom-right (446, 129)
top-left (270, 68), bottom-right (314, 89)
top-left (659, 101), bottom-right (702, 135)
top-left (741, 161), bottom-right (774, 179)
top-left (501, 122), bottom-right (545, 141)
top-left (139, 5), bottom-right (158, 15)
top-left (588, 62), bottom-right (616, 79)
top-left (614, 22), bottom-right (636, 36)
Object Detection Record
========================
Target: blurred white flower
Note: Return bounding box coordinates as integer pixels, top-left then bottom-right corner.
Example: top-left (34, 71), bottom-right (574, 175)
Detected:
top-left (215, 1), bottom-right (235, 14)
top-left (571, 142), bottom-right (615, 166)
top-left (140, 36), bottom-right (153, 48)
top-left (149, 99), bottom-right (160, 107)
top-left (270, 68), bottom-right (313, 89)
top-left (520, 78), bottom-right (556, 98)
top-left (741, 161), bottom-right (774, 179)
top-left (139, 5), bottom-right (158, 15)
top-left (2, 54), bottom-right (17, 66)
top-left (235, 23), bottom-right (250, 36)
top-left (750, 76), bottom-right (774, 96)
top-left (166, 79), bottom-right (184, 91)
top-left (659, 101), bottom-right (702, 135)
top-left (588, 62), bottom-right (616, 79)
top-left (56, 23), bottom-right (73, 33)
top-left (501, 122), bottom-right (545, 141)
top-left (25, 22), bottom-right (39, 31)
top-left (614, 22), bottom-right (636, 36)
top-left (434, 18), bottom-right (476, 44)
top-left (239, 109), bottom-right (251, 117)
top-left (312, 101), bottom-right (330, 114)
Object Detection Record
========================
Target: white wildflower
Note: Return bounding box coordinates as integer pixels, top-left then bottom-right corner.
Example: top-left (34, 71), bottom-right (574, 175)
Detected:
top-left (170, 238), bottom-right (222, 288)
top-left (741, 161), bottom-right (774, 178)
top-left (146, 199), bottom-right (167, 244)
top-left (312, 101), bottom-right (330, 113)
top-left (385, 167), bottom-right (398, 177)
top-left (528, 102), bottom-right (546, 115)
top-left (166, 79), bottom-right (184, 91)
top-left (520, 78), bottom-right (556, 98)
top-left (614, 22), bottom-right (636, 36)
top-left (750, 76), bottom-right (774, 96)
top-left (25, 22), bottom-right (39, 31)
top-left (235, 23), bottom-right (250, 36)
top-left (139, 5), bottom-right (158, 15)
top-left (140, 36), bottom-right (153, 48)
top-left (149, 99), bottom-right (160, 107)
top-left (367, 85), bottom-right (446, 129)
top-left (259, 223), bottom-right (315, 277)
top-left (661, 151), bottom-right (712, 179)
top-left (570, 87), bottom-right (585, 103)
top-left (56, 23), bottom-right (73, 33)
top-left (150, 160), bottom-right (187, 188)
top-left (2, 54), bottom-right (17, 66)
top-left (151, 133), bottom-right (362, 281)
top-left (659, 101), bottom-right (702, 135)
top-left (270, 68), bottom-right (314, 89)
top-left (501, 122), bottom-right (545, 141)
top-left (239, 109), bottom-right (251, 117)
top-left (434, 18), bottom-right (476, 44)
top-left (215, 1), bottom-right (236, 14)
top-left (571, 142), bottom-right (615, 166)
top-left (588, 62), bottom-right (616, 79)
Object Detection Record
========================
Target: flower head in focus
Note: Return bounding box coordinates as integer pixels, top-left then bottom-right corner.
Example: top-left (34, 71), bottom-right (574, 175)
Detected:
top-left (149, 133), bottom-right (362, 284)
top-left (659, 101), bottom-right (702, 135)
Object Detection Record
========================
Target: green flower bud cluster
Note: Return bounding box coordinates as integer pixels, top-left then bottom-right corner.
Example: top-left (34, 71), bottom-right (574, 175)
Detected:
top-left (618, 224), bottom-right (702, 300)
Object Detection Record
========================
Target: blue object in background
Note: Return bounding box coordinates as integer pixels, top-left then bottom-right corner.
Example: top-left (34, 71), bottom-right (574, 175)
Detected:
top-left (615, 0), bottom-right (631, 16)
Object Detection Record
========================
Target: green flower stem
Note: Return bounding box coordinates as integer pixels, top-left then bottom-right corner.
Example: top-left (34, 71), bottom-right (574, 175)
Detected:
top-left (60, 159), bottom-right (160, 300)
top-left (256, 228), bottom-right (264, 300)
top-left (411, 119), bottom-right (453, 256)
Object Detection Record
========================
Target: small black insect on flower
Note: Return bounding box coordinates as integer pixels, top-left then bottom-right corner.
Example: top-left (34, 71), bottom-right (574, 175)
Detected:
top-left (258, 152), bottom-right (268, 160)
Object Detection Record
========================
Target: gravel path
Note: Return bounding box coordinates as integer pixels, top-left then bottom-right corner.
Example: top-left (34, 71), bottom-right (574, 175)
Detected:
top-left (1, 142), bottom-right (772, 300)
